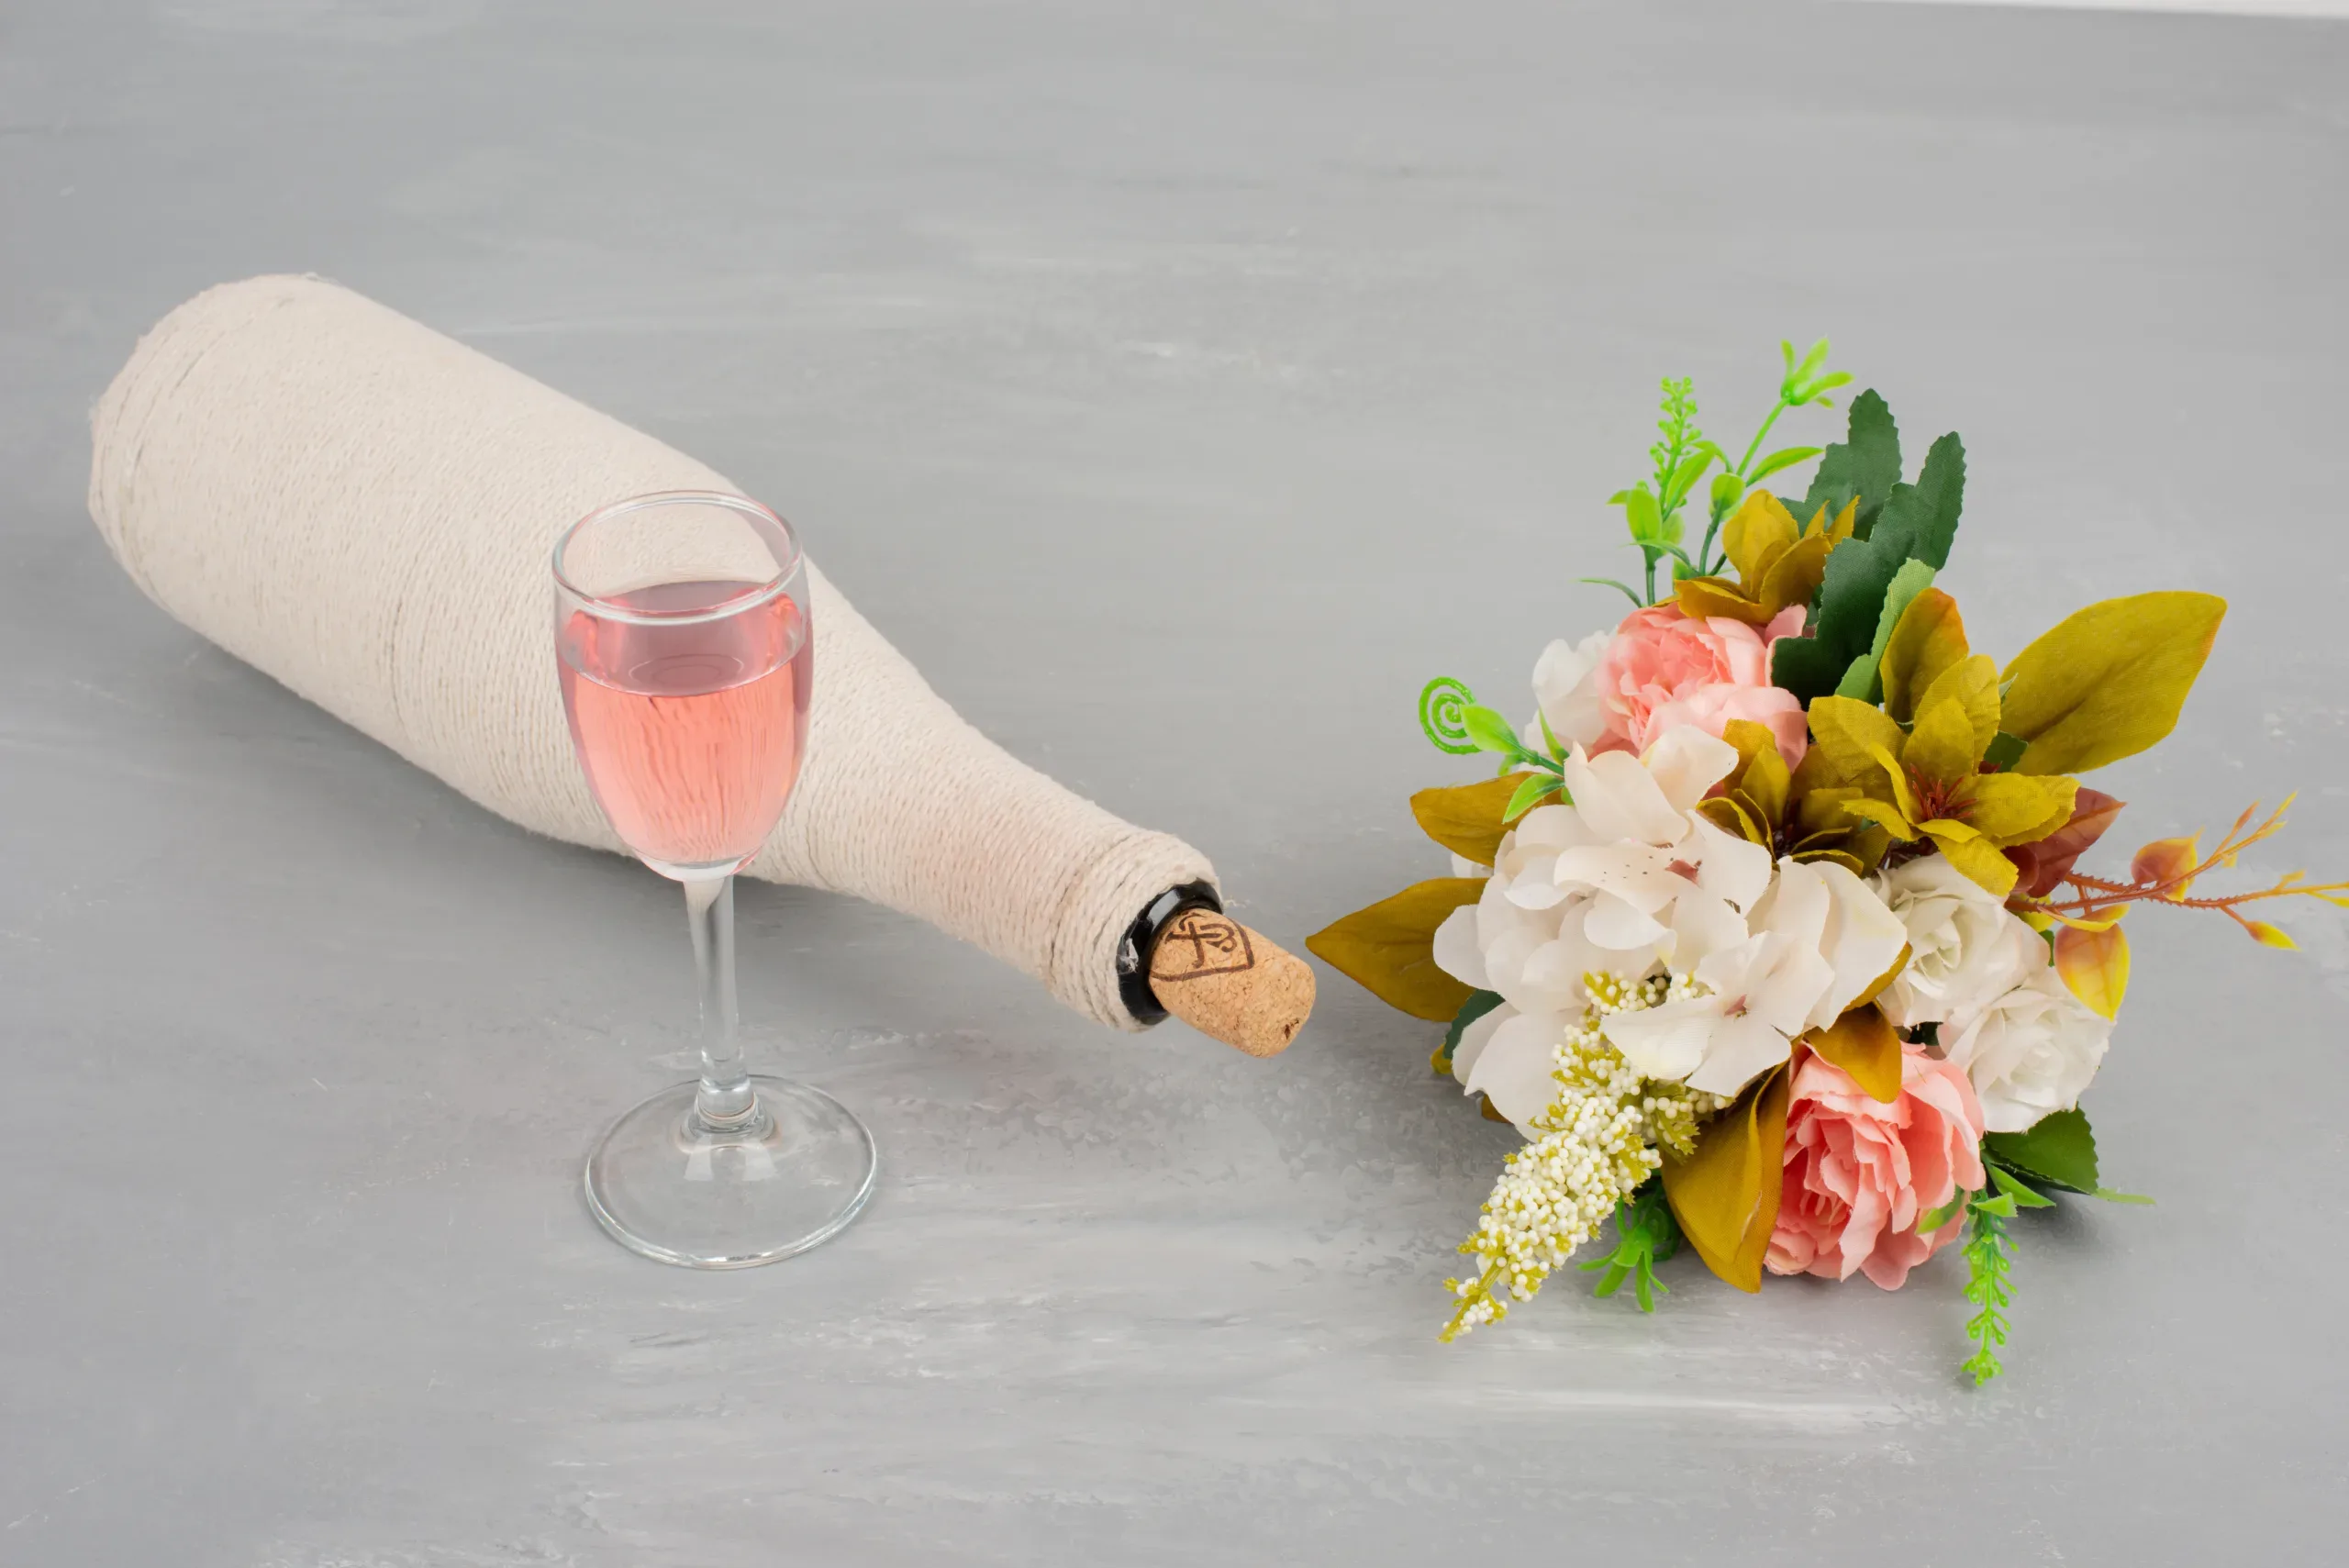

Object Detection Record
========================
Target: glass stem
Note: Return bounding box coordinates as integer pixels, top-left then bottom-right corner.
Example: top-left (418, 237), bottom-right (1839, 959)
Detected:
top-left (684, 874), bottom-right (756, 1130)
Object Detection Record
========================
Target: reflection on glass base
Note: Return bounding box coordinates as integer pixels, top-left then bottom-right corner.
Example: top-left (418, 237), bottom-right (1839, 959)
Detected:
top-left (584, 1076), bottom-right (877, 1269)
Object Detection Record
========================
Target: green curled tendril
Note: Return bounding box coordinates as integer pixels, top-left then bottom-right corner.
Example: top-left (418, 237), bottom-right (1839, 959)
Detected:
top-left (1419, 677), bottom-right (1480, 754)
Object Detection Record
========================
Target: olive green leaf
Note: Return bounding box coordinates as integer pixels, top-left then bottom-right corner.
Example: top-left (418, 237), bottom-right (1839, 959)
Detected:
top-left (1801, 1004), bottom-right (1903, 1104)
top-left (1661, 1062), bottom-right (1791, 1293)
top-left (1305, 878), bottom-right (1486, 1021)
top-left (1999, 592), bottom-right (2227, 775)
top-left (1409, 774), bottom-right (1531, 867)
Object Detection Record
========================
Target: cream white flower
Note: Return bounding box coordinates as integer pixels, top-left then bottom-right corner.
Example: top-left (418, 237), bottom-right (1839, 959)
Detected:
top-left (1942, 948), bottom-right (2112, 1133)
top-left (1872, 855), bottom-right (2034, 1038)
top-left (1603, 858), bottom-right (1909, 1096)
top-left (1432, 724), bottom-right (1909, 1118)
top-left (1521, 630), bottom-right (1613, 754)
top-left (1433, 727), bottom-right (1752, 1130)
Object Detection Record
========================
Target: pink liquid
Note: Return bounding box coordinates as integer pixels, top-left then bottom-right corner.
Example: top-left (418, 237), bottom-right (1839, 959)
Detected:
top-left (558, 581), bottom-right (811, 877)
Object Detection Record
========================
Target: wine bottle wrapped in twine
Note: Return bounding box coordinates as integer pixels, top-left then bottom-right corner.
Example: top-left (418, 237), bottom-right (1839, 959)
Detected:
top-left (86, 274), bottom-right (1311, 1054)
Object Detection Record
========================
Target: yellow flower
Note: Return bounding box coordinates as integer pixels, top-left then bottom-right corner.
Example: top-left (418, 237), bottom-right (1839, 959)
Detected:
top-left (1806, 589), bottom-right (2077, 896)
top-left (1673, 492), bottom-right (1856, 628)
top-left (1692, 718), bottom-right (1889, 876)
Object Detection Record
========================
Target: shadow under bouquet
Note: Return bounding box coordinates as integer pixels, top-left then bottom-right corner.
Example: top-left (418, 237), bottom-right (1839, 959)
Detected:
top-left (1309, 344), bottom-right (2346, 1383)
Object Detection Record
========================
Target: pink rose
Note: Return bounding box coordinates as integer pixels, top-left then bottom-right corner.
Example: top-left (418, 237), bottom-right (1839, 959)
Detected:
top-left (1591, 604), bottom-right (1809, 767)
top-left (1766, 1046), bottom-right (1987, 1290)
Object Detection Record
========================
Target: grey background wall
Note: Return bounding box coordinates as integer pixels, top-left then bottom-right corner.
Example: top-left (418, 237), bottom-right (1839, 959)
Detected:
top-left (3, 2), bottom-right (2345, 1563)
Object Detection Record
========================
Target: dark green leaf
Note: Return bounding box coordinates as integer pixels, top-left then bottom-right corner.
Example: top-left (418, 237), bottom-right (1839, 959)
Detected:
top-left (1833, 557), bottom-right (1937, 704)
top-left (1435, 990), bottom-right (1504, 1073)
top-left (1815, 531), bottom-right (1911, 655)
top-left (1871, 431), bottom-right (1966, 572)
top-left (1771, 531), bottom-right (1909, 704)
top-left (1983, 1106), bottom-right (2101, 1195)
top-left (1983, 730), bottom-right (2028, 771)
top-left (1798, 388), bottom-right (1901, 537)
top-left (1770, 423), bottom-right (1964, 707)
top-left (1771, 631), bottom-right (1847, 706)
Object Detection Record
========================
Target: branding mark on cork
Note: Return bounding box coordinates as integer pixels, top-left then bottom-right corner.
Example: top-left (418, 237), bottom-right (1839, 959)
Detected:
top-left (1151, 910), bottom-right (1257, 982)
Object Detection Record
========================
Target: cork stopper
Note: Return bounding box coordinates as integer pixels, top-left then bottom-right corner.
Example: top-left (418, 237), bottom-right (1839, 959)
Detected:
top-left (1144, 906), bottom-right (1315, 1058)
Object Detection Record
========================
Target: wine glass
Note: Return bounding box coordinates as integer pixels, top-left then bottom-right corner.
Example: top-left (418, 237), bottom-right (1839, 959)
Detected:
top-left (553, 490), bottom-right (876, 1268)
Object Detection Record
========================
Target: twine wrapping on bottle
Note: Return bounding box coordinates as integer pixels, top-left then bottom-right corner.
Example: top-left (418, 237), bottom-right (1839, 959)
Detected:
top-left (87, 274), bottom-right (1214, 1030)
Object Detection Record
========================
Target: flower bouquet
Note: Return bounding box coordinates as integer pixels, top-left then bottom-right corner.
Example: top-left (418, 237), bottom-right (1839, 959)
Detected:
top-left (1308, 343), bottom-right (2346, 1382)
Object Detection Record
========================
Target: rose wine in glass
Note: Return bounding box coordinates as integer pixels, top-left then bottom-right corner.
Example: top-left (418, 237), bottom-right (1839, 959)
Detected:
top-left (560, 583), bottom-right (810, 878)
top-left (554, 492), bottom-right (875, 1269)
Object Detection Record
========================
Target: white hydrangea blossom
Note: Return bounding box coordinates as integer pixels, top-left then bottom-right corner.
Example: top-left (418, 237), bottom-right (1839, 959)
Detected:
top-left (1434, 726), bottom-right (1908, 1111)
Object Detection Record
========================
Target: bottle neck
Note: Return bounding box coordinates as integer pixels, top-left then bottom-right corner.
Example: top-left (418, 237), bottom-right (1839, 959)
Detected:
top-left (1116, 881), bottom-right (1223, 1024)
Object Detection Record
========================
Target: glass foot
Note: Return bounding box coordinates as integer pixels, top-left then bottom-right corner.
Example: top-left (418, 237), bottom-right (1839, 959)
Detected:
top-left (584, 1076), bottom-right (876, 1269)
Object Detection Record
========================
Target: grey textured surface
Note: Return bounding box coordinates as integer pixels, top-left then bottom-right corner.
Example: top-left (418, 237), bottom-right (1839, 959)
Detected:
top-left (4, 2), bottom-right (2346, 1563)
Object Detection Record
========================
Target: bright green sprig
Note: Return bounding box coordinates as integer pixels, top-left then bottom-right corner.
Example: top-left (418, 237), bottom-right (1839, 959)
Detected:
top-left (1579, 1178), bottom-right (1682, 1312)
top-left (1593, 377), bottom-right (1709, 607)
top-left (1596, 342), bottom-right (1851, 606)
top-left (1691, 338), bottom-right (1851, 578)
top-left (1958, 1207), bottom-right (2012, 1385)
top-left (1736, 339), bottom-right (1852, 484)
top-left (1419, 677), bottom-right (1481, 754)
top-left (1416, 677), bottom-right (1574, 820)
top-left (1958, 1168), bottom-right (2054, 1386)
